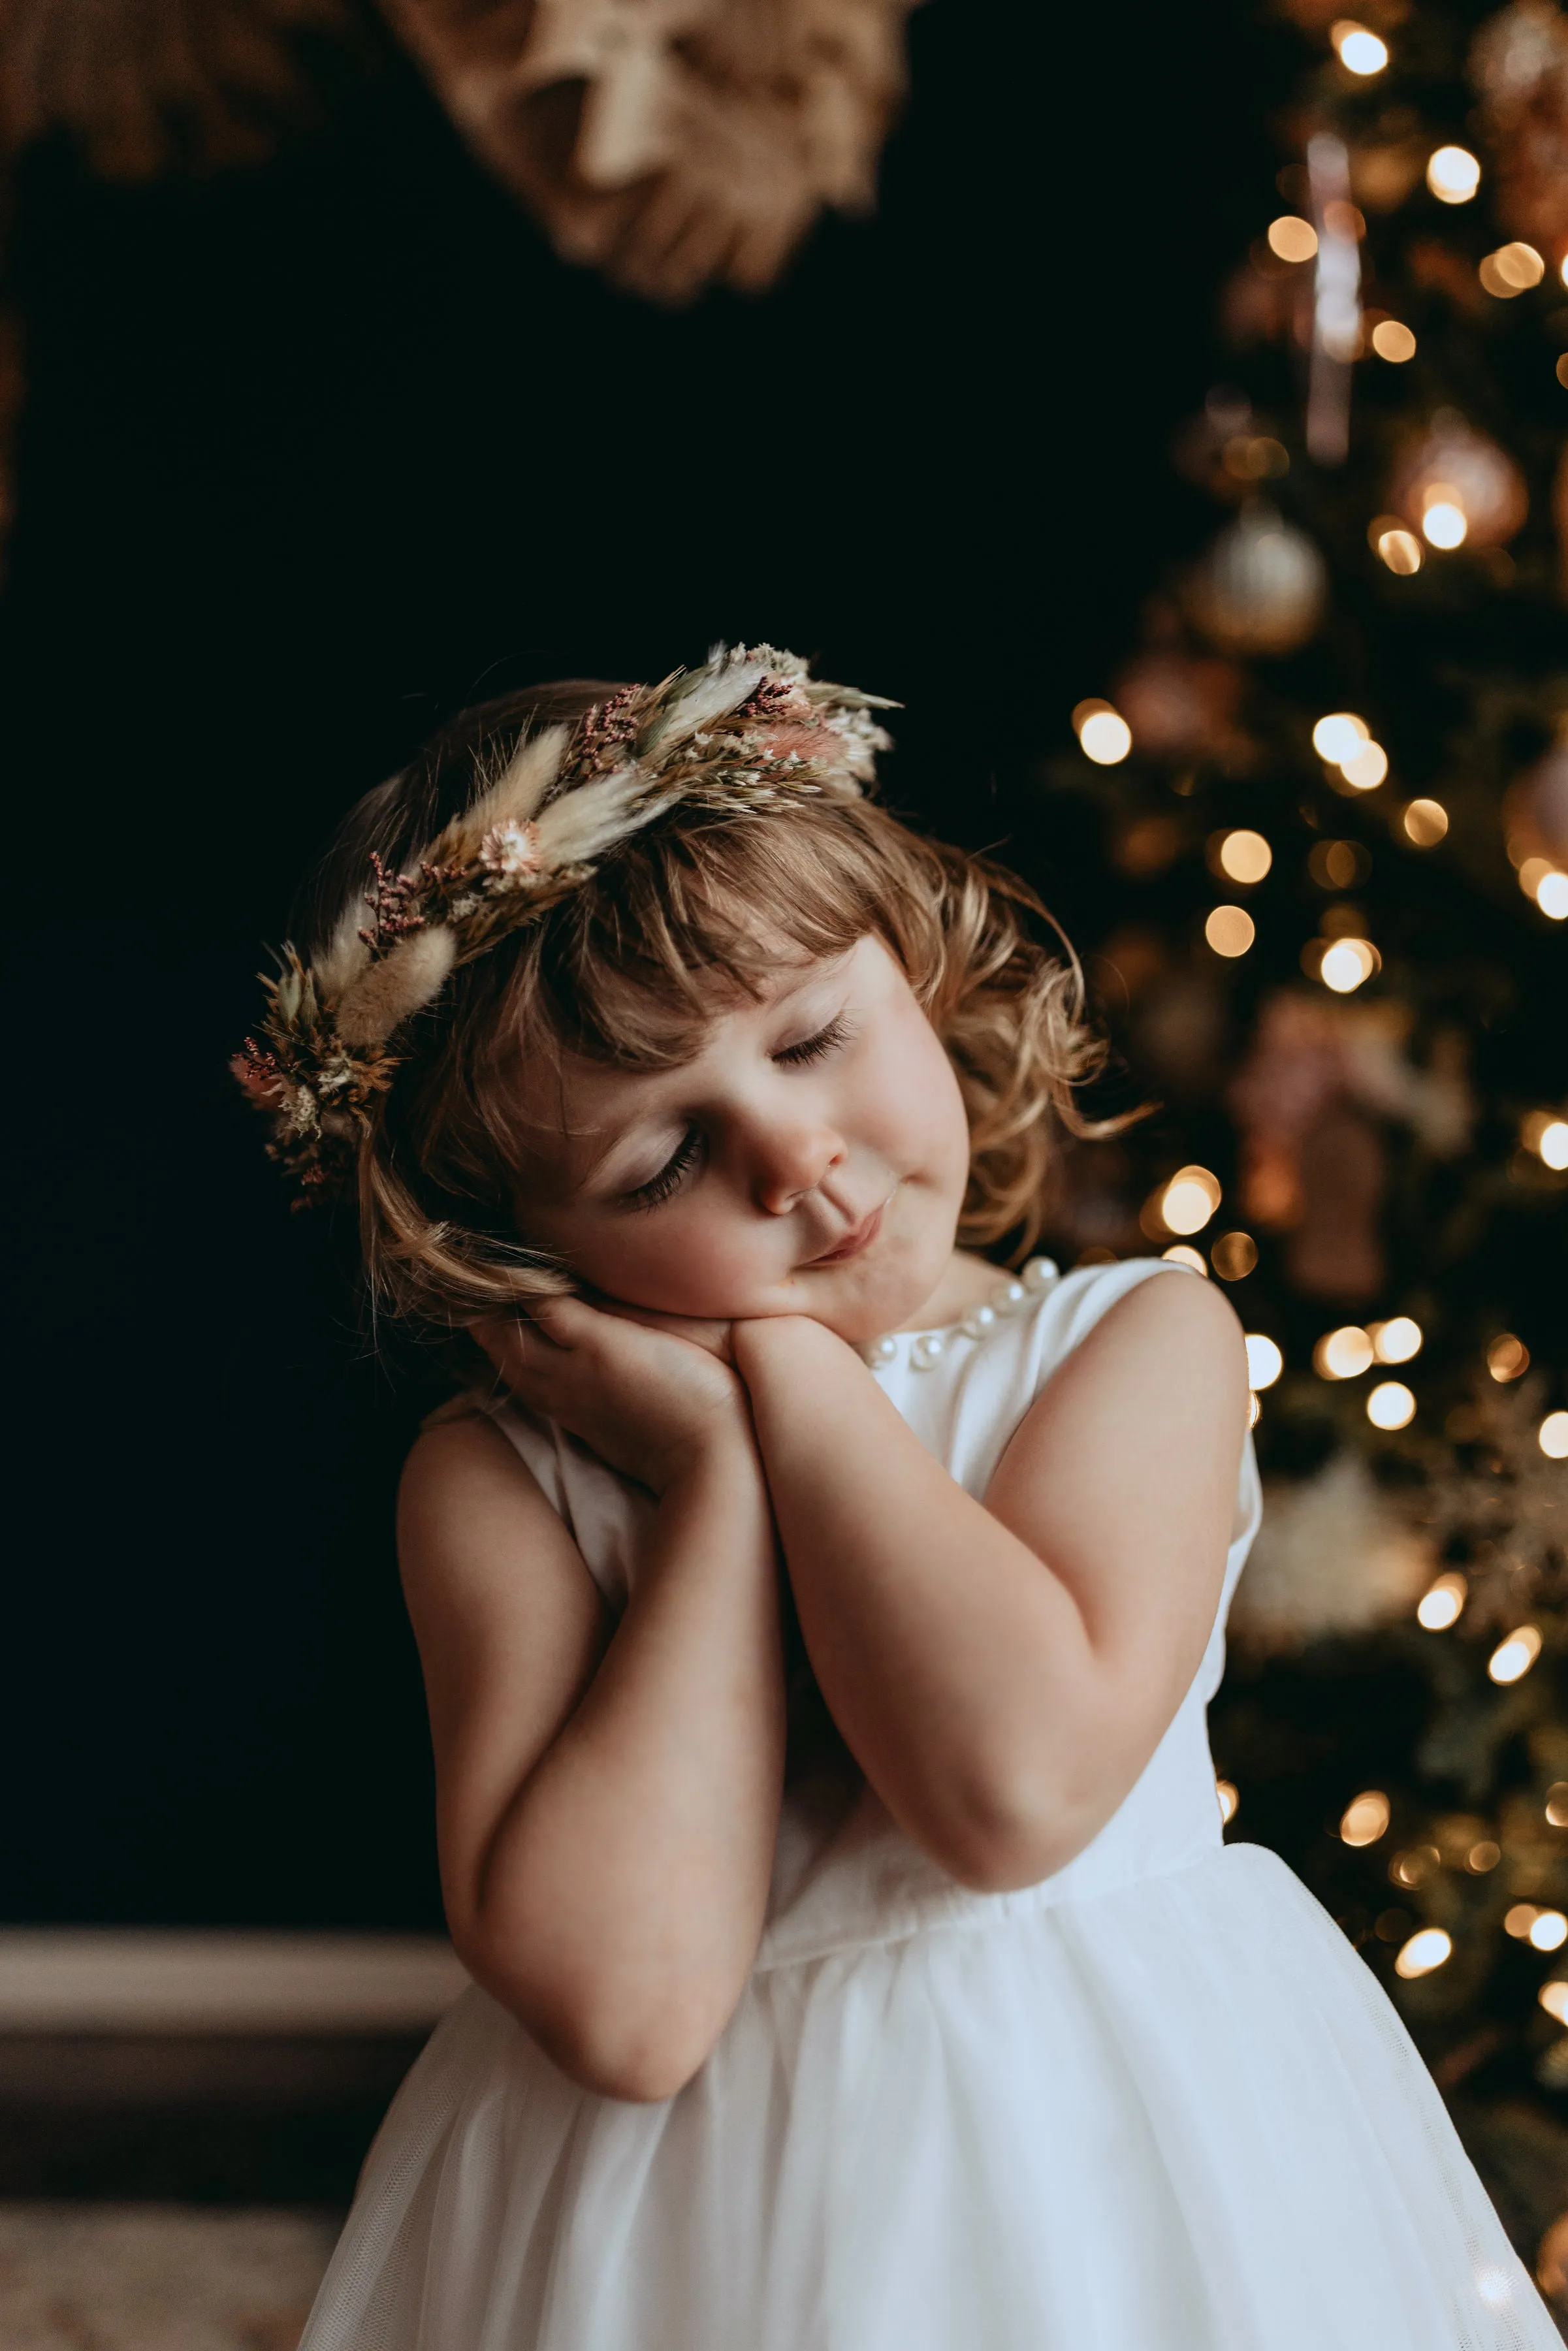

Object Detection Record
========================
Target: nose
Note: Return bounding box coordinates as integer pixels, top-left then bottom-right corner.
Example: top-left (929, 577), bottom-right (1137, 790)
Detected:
top-left (752, 1112), bottom-right (845, 1216)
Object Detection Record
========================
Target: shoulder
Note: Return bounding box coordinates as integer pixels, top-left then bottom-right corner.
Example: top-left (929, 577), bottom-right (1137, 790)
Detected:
top-left (1045, 1255), bottom-right (1243, 1371)
top-left (398, 1412), bottom-right (586, 1620)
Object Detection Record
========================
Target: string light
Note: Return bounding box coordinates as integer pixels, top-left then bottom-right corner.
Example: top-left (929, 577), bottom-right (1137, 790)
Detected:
top-left (1395, 1926), bottom-right (1452, 1977)
top-left (1522, 1112), bottom-right (1568, 1169)
top-left (1402, 799), bottom-right (1448, 845)
top-left (1313, 711), bottom-right (1369, 763)
top-left (1541, 1411), bottom-right (1568, 1460)
top-left (1205, 904), bottom-right (1256, 957)
top-left (1546, 1783), bottom-right (1568, 1828)
top-left (1331, 19), bottom-right (1388, 71)
top-left (1426, 146), bottom-right (1481, 204)
top-left (1159, 1166), bottom-right (1223, 1234)
top-left (1245, 1333), bottom-right (1284, 1390)
top-left (1320, 936), bottom-right (1379, 992)
top-left (1370, 320), bottom-right (1416, 362)
top-left (1367, 1379), bottom-right (1416, 1428)
top-left (1210, 1230), bottom-right (1257, 1281)
top-left (1339, 1789), bottom-right (1390, 1845)
top-left (1216, 1778), bottom-right (1240, 1824)
top-left (1161, 1244), bottom-right (1209, 1275)
top-left (1420, 494), bottom-right (1467, 549)
top-left (1072, 700), bottom-right (1132, 765)
top-left (1479, 242), bottom-right (1544, 295)
top-left (1376, 526), bottom-right (1423, 573)
top-left (1488, 1624), bottom-right (1543, 1684)
top-left (1416, 1572), bottom-right (1466, 1630)
top-left (1214, 829), bottom-right (1272, 883)
top-left (1486, 1334), bottom-right (1529, 1382)
top-left (1371, 1317), bottom-right (1421, 1362)
top-left (1541, 1982), bottom-right (1568, 2026)
top-left (1268, 215), bottom-right (1319, 262)
top-left (1314, 1324), bottom-right (1375, 1379)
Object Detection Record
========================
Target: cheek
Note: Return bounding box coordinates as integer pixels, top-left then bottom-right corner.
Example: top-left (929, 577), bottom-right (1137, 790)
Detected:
top-left (541, 1203), bottom-right (776, 1317)
top-left (864, 1006), bottom-right (970, 1189)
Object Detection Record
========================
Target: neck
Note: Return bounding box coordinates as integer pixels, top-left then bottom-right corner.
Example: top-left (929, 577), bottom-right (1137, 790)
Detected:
top-left (893, 1249), bottom-right (1010, 1334)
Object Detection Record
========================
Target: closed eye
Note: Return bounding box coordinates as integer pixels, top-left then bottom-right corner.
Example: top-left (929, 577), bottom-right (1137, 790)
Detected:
top-left (624, 1127), bottom-right (702, 1211)
top-left (773, 1013), bottom-right (854, 1067)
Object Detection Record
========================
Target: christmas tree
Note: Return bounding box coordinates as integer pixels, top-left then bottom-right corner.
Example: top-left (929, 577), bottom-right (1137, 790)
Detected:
top-left (1029, 0), bottom-right (1568, 2303)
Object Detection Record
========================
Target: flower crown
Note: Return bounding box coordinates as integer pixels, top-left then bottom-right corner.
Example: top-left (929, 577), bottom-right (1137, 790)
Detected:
top-left (233, 645), bottom-right (896, 1201)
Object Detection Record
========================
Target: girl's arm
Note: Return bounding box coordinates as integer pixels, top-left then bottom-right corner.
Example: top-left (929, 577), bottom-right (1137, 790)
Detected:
top-left (400, 1309), bottom-right (783, 2104)
top-left (733, 1271), bottom-right (1248, 1894)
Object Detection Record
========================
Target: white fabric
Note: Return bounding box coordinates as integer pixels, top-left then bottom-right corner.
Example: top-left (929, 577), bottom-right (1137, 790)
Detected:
top-left (300, 1257), bottom-right (1559, 2350)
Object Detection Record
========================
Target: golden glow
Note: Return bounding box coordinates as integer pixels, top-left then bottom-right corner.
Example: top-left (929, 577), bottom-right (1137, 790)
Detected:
top-left (1370, 319), bottom-right (1416, 362)
top-left (1546, 1782), bottom-right (1568, 1827)
top-left (1466, 1840), bottom-right (1500, 1872)
top-left (1332, 19), bottom-right (1388, 71)
top-left (1245, 1333), bottom-right (1284, 1390)
top-left (1416, 1571), bottom-right (1465, 1630)
top-left (1160, 1166), bottom-right (1223, 1234)
top-left (1161, 1244), bottom-right (1209, 1275)
top-left (1391, 1845), bottom-right (1438, 1887)
top-left (1210, 1230), bottom-right (1258, 1282)
top-left (1486, 1334), bottom-right (1529, 1383)
top-left (1320, 936), bottom-right (1378, 993)
top-left (1402, 798), bottom-right (1448, 845)
top-left (1205, 904), bottom-right (1256, 958)
top-left (1268, 215), bottom-right (1319, 263)
top-left (1522, 1112), bottom-right (1568, 1169)
top-left (1421, 497), bottom-right (1467, 549)
top-left (1309, 839), bottom-right (1366, 889)
top-left (1531, 1910), bottom-right (1568, 1952)
top-left (1216, 1778), bottom-right (1240, 1825)
top-left (1216, 829), bottom-right (1272, 884)
top-left (1541, 1411), bottom-right (1568, 1460)
top-left (1507, 1902), bottom-right (1543, 1937)
top-left (1314, 1324), bottom-right (1375, 1379)
top-left (1488, 1624), bottom-right (1543, 1684)
top-left (1339, 1789), bottom-right (1390, 1846)
top-left (1394, 1927), bottom-right (1451, 1978)
top-left (1313, 711), bottom-right (1369, 763)
top-left (1340, 739), bottom-right (1389, 790)
top-left (1426, 146), bottom-right (1481, 204)
top-left (1367, 1379), bottom-right (1416, 1429)
top-left (1537, 871), bottom-right (1568, 920)
top-left (1377, 526), bottom-right (1424, 573)
top-left (1371, 1316), bottom-right (1422, 1363)
top-left (1482, 242), bottom-right (1544, 293)
top-left (1541, 1981), bottom-right (1568, 2026)
top-left (1073, 701), bottom-right (1132, 765)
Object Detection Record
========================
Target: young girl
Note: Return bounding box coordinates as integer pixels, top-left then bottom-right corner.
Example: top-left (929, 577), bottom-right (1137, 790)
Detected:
top-left (238, 647), bottom-right (1557, 2350)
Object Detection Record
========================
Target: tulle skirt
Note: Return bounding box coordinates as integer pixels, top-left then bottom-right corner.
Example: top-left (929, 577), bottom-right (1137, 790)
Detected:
top-left (299, 1844), bottom-right (1558, 2351)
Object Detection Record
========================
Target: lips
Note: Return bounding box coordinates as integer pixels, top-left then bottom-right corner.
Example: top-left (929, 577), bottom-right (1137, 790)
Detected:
top-left (805, 1202), bottom-right (885, 1267)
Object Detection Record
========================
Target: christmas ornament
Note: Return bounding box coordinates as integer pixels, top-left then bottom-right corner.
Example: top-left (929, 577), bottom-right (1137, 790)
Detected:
top-left (1389, 415), bottom-right (1530, 549)
top-left (1185, 502), bottom-right (1328, 656)
top-left (1471, 0), bottom-right (1568, 263)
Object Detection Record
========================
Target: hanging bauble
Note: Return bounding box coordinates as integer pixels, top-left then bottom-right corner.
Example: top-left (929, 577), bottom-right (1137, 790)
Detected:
top-left (1503, 732), bottom-right (1568, 863)
top-left (1185, 503), bottom-right (1327, 656)
top-left (1389, 415), bottom-right (1529, 549)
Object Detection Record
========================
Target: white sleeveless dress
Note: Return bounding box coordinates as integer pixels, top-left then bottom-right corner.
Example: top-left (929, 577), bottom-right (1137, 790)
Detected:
top-left (300, 1256), bottom-right (1559, 2351)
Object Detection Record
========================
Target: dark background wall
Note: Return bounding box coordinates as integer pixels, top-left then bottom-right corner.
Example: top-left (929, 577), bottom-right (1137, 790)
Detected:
top-left (1, 3), bottom-right (1274, 1928)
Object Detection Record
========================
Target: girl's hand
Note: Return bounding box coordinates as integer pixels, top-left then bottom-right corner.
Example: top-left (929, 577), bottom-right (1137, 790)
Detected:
top-left (471, 1295), bottom-right (750, 1495)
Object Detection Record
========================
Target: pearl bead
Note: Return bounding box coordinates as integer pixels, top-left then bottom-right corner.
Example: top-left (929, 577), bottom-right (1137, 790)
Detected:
top-left (861, 1334), bottom-right (900, 1367)
top-left (960, 1303), bottom-right (997, 1341)
top-left (1023, 1256), bottom-right (1057, 1293)
top-left (992, 1280), bottom-right (1029, 1316)
top-left (911, 1332), bottom-right (947, 1371)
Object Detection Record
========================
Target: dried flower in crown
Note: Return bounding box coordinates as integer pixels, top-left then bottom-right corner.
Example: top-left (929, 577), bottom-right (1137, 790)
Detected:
top-left (234, 645), bottom-right (897, 1200)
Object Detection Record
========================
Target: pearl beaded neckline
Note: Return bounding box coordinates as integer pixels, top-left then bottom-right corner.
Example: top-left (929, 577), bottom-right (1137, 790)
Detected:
top-left (859, 1256), bottom-right (1059, 1371)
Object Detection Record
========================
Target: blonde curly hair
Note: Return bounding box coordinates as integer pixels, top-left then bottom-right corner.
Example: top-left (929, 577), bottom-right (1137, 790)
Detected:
top-left (297, 681), bottom-right (1112, 1329)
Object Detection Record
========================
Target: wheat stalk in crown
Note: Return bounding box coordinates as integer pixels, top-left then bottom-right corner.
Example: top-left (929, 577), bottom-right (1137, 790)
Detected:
top-left (233, 645), bottom-right (896, 1200)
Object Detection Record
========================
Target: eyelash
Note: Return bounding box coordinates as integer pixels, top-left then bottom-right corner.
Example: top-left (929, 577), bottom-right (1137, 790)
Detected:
top-left (624, 1014), bottom-right (854, 1209)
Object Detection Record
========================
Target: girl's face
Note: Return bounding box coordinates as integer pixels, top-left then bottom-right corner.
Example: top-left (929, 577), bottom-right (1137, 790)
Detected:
top-left (513, 936), bottom-right (972, 1342)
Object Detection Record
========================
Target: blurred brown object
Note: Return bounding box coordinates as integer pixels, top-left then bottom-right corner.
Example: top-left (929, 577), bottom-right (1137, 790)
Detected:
top-left (1471, 0), bottom-right (1568, 262)
top-left (1388, 412), bottom-right (1529, 549)
top-left (1229, 990), bottom-right (1471, 1301)
top-left (379, 0), bottom-right (918, 303)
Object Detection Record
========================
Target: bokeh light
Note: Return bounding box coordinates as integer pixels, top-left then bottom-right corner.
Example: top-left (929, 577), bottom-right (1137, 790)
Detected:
top-left (1245, 1334), bottom-right (1284, 1390)
top-left (1340, 739), bottom-right (1388, 790)
top-left (1395, 1927), bottom-right (1451, 1977)
top-left (1210, 1230), bottom-right (1257, 1281)
top-left (1073, 701), bottom-right (1132, 764)
top-left (1479, 242), bottom-right (1544, 295)
top-left (1541, 1982), bottom-right (1568, 2026)
top-left (1486, 1334), bottom-right (1529, 1382)
top-left (1331, 20), bottom-right (1388, 71)
top-left (1205, 904), bottom-right (1256, 957)
top-left (1371, 1317), bottom-right (1422, 1362)
top-left (1268, 216), bottom-right (1319, 262)
top-left (1402, 799), bottom-right (1448, 845)
top-left (1426, 146), bottom-right (1480, 203)
top-left (1537, 871), bottom-right (1568, 920)
top-left (1531, 1910), bottom-right (1568, 1952)
top-left (1339, 1789), bottom-right (1390, 1845)
top-left (1370, 320), bottom-right (1416, 362)
top-left (1376, 526), bottom-right (1423, 573)
top-left (1367, 1379), bottom-right (1415, 1428)
top-left (1160, 1166), bottom-right (1223, 1234)
top-left (1522, 1113), bottom-right (1568, 1168)
top-left (1546, 1783), bottom-right (1568, 1827)
top-left (1320, 936), bottom-right (1378, 993)
top-left (1541, 1411), bottom-right (1568, 1459)
top-left (1313, 711), bottom-right (1368, 763)
top-left (1215, 829), bottom-right (1272, 884)
top-left (1488, 1625), bottom-right (1543, 1684)
top-left (1160, 1244), bottom-right (1209, 1275)
top-left (1421, 498), bottom-right (1467, 549)
top-left (1216, 1778), bottom-right (1240, 1825)
top-left (1416, 1571), bottom-right (1466, 1629)
top-left (1314, 1325), bottom-right (1375, 1379)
